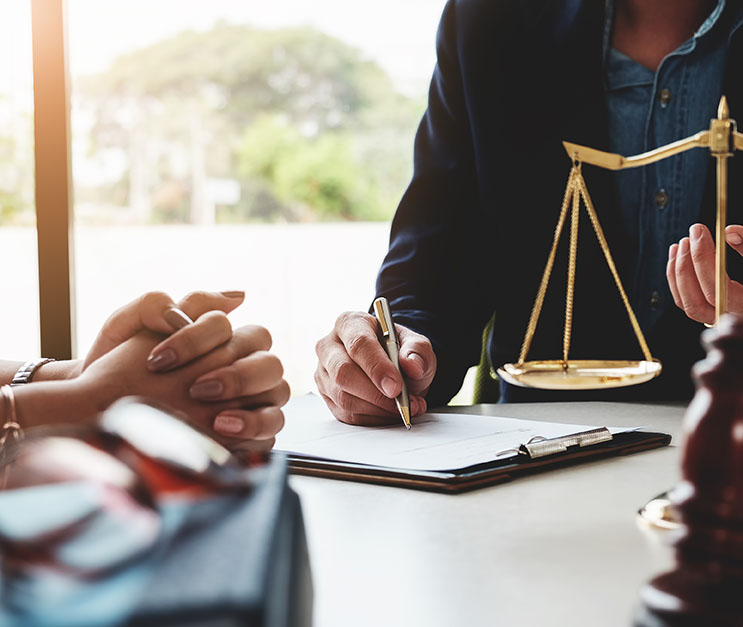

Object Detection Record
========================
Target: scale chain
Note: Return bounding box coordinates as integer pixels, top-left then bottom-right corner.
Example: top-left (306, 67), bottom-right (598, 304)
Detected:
top-left (517, 167), bottom-right (578, 365)
top-left (564, 167), bottom-right (581, 366)
top-left (575, 171), bottom-right (654, 362)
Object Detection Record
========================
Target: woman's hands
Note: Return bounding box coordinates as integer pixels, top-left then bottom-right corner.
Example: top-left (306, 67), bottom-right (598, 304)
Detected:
top-left (77, 323), bottom-right (288, 454)
top-left (82, 290), bottom-right (246, 371)
top-left (12, 290), bottom-right (289, 454)
top-left (667, 224), bottom-right (743, 324)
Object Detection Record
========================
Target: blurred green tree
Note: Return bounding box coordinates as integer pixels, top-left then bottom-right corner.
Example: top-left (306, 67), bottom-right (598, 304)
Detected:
top-left (77, 22), bottom-right (423, 223)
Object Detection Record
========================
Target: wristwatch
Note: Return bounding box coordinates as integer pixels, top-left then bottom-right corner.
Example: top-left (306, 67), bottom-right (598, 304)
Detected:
top-left (11, 358), bottom-right (56, 386)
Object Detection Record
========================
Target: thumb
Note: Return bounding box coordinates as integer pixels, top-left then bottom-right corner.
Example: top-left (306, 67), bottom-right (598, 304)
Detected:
top-left (726, 225), bottom-right (743, 256)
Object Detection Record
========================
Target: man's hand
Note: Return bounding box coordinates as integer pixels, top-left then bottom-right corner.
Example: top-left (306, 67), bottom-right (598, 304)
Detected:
top-left (314, 311), bottom-right (437, 426)
top-left (667, 224), bottom-right (743, 324)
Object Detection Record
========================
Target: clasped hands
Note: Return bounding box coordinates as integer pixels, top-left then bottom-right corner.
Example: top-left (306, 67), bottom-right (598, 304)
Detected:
top-left (75, 290), bottom-right (288, 454)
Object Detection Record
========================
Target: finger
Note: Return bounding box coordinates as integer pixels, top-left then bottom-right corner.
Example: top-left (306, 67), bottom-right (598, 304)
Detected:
top-left (186, 324), bottom-right (274, 376)
top-left (397, 325), bottom-right (437, 391)
top-left (667, 243), bottom-right (682, 308)
top-left (320, 392), bottom-right (403, 427)
top-left (316, 338), bottom-right (399, 411)
top-left (190, 351), bottom-right (284, 400)
top-left (688, 224), bottom-right (717, 305)
top-left (177, 290), bottom-right (245, 320)
top-left (147, 310), bottom-right (233, 372)
top-left (84, 292), bottom-right (183, 368)
top-left (334, 312), bottom-right (404, 398)
top-left (212, 406), bottom-right (285, 440)
top-left (675, 236), bottom-right (715, 324)
top-left (316, 365), bottom-right (427, 418)
top-left (237, 379), bottom-right (291, 410)
top-left (726, 225), bottom-right (743, 256)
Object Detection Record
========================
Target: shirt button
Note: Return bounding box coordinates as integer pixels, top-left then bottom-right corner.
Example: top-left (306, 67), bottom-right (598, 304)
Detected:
top-left (658, 88), bottom-right (672, 107)
top-left (650, 291), bottom-right (662, 310)
top-left (654, 189), bottom-right (668, 208)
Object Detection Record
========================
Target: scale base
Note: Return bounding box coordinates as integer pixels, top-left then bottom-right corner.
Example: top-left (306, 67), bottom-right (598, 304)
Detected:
top-left (497, 359), bottom-right (662, 390)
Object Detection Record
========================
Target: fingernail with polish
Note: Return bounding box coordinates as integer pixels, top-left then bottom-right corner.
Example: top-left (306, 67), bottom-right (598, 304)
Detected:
top-left (190, 379), bottom-right (225, 399)
top-left (689, 224), bottom-right (703, 242)
top-left (221, 290), bottom-right (245, 299)
top-left (214, 414), bottom-right (244, 436)
top-left (728, 232), bottom-right (743, 246)
top-left (164, 307), bottom-right (193, 331)
top-left (147, 347), bottom-right (178, 371)
top-left (381, 376), bottom-right (397, 398)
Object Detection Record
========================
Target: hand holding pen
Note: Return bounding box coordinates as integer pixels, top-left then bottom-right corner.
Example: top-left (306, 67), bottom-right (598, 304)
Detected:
top-left (314, 303), bottom-right (437, 427)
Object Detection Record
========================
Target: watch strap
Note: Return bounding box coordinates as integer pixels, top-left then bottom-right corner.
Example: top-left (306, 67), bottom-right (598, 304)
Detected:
top-left (11, 358), bottom-right (57, 386)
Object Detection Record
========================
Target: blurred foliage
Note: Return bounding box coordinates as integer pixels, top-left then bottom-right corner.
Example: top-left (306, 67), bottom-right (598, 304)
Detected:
top-left (0, 103), bottom-right (35, 226)
top-left (76, 22), bottom-right (425, 224)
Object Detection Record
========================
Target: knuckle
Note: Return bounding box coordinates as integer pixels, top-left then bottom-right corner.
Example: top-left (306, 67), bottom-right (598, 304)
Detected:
top-left (315, 335), bottom-right (331, 358)
top-left (180, 291), bottom-right (205, 308)
top-left (241, 325), bottom-right (271, 351)
top-left (253, 325), bottom-right (272, 350)
top-left (684, 302), bottom-right (707, 321)
top-left (140, 291), bottom-right (171, 310)
top-left (336, 311), bottom-right (356, 328)
top-left (275, 380), bottom-right (290, 406)
top-left (345, 333), bottom-right (375, 361)
top-left (226, 367), bottom-right (244, 396)
top-left (333, 360), bottom-right (356, 389)
top-left (336, 411), bottom-right (358, 425)
top-left (176, 328), bottom-right (199, 356)
top-left (260, 351), bottom-right (284, 379)
top-left (336, 390), bottom-right (356, 412)
top-left (314, 368), bottom-right (325, 392)
top-left (273, 408), bottom-right (285, 434)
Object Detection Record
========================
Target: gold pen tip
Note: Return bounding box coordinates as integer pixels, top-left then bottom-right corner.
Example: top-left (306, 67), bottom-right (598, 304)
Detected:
top-left (401, 406), bottom-right (411, 429)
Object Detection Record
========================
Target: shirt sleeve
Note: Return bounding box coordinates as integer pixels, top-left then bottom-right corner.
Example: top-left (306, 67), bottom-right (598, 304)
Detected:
top-left (375, 0), bottom-right (498, 407)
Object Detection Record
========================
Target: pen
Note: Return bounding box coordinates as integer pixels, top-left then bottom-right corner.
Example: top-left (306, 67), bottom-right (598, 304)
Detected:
top-left (373, 296), bottom-right (411, 429)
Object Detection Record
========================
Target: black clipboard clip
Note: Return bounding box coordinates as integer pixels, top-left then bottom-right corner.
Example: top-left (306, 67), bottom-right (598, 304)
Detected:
top-left (497, 427), bottom-right (613, 460)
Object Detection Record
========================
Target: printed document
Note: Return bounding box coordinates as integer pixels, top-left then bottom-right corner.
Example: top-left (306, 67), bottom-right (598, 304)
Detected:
top-left (275, 394), bottom-right (632, 472)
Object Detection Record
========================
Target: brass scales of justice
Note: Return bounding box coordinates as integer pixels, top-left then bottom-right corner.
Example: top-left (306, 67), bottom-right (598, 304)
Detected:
top-left (497, 96), bottom-right (743, 391)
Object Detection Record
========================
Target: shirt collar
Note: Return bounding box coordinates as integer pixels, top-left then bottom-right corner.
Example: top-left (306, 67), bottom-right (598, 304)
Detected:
top-left (603, 0), bottom-right (736, 63)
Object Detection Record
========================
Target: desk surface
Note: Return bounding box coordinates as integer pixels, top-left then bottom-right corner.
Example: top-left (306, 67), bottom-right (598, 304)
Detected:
top-left (289, 401), bottom-right (687, 627)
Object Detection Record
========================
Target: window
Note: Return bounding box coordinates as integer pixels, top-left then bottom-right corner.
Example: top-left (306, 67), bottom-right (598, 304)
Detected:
top-left (0, 1), bottom-right (40, 359)
top-left (65, 0), bottom-right (446, 394)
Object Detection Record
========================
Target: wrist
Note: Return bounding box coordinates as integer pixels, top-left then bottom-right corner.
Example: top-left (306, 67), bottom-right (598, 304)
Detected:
top-left (12, 378), bottom-right (101, 429)
top-left (32, 359), bottom-right (84, 382)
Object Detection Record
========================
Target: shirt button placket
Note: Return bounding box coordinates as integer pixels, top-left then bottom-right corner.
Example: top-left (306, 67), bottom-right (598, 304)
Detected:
top-left (655, 188), bottom-right (668, 209)
top-left (658, 88), bottom-right (672, 108)
top-left (650, 291), bottom-right (662, 310)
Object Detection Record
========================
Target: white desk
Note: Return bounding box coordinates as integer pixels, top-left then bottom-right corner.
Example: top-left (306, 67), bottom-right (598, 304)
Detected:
top-left (290, 401), bottom-right (687, 627)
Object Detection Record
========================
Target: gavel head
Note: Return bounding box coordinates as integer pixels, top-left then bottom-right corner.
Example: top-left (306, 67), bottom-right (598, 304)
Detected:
top-left (674, 314), bottom-right (743, 572)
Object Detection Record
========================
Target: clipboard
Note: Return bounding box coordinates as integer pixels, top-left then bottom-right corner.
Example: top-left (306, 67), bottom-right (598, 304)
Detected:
top-left (284, 428), bottom-right (671, 494)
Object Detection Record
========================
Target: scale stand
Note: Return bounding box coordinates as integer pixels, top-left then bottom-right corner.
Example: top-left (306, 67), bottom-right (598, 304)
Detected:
top-left (498, 96), bottom-right (743, 390)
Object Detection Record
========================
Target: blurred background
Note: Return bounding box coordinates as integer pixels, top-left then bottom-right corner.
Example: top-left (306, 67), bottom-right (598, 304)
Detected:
top-left (0, 0), bottom-right (448, 396)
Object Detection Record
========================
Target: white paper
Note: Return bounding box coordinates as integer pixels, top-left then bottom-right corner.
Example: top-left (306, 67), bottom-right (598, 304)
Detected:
top-left (275, 394), bottom-right (632, 472)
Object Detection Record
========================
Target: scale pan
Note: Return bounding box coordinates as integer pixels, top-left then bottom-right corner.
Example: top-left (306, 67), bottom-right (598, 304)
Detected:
top-left (497, 359), bottom-right (662, 390)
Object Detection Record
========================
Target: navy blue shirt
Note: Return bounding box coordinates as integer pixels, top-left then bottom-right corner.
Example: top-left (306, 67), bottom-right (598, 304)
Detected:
top-left (605, 0), bottom-right (743, 330)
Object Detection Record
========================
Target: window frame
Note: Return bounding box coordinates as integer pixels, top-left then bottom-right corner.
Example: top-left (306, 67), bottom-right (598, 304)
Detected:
top-left (31, 0), bottom-right (75, 359)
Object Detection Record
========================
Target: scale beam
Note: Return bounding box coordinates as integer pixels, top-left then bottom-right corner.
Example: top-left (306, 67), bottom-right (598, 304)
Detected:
top-left (502, 96), bottom-right (741, 391)
top-left (563, 131), bottom-right (710, 170)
